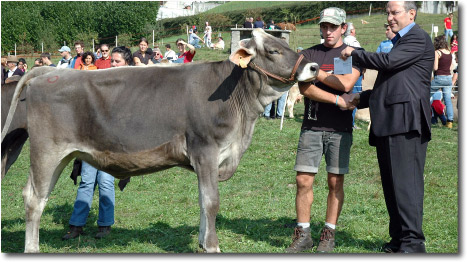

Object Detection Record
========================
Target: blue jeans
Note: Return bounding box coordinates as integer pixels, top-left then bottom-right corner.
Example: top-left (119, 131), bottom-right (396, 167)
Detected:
top-left (351, 75), bottom-right (363, 126)
top-left (69, 161), bottom-right (115, 227)
top-left (190, 38), bottom-right (201, 48)
top-left (263, 91), bottom-right (288, 117)
top-left (431, 75), bottom-right (453, 122)
top-left (445, 29), bottom-right (453, 41)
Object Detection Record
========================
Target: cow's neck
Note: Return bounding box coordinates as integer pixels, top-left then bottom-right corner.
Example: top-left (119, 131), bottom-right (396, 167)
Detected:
top-left (242, 67), bottom-right (292, 117)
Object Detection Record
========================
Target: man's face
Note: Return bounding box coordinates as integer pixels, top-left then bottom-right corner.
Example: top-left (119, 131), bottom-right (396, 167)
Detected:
top-left (75, 44), bottom-right (83, 55)
top-left (101, 46), bottom-right (110, 58)
top-left (111, 53), bottom-right (127, 67)
top-left (7, 62), bottom-right (16, 70)
top-left (320, 22), bottom-right (345, 47)
top-left (385, 26), bottom-right (395, 39)
top-left (60, 51), bottom-right (69, 58)
top-left (176, 42), bottom-right (184, 52)
top-left (154, 51), bottom-right (162, 60)
top-left (386, 1), bottom-right (416, 33)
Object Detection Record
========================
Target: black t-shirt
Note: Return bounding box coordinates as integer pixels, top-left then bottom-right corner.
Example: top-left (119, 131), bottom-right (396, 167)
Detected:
top-left (300, 43), bottom-right (362, 132)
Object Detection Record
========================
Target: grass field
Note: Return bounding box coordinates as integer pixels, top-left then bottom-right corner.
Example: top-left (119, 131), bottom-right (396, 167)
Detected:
top-left (1, 7), bottom-right (459, 254)
top-left (1, 102), bottom-right (458, 253)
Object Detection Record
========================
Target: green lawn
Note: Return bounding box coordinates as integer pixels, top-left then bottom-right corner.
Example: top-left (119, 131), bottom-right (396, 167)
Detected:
top-left (1, 101), bottom-right (458, 253)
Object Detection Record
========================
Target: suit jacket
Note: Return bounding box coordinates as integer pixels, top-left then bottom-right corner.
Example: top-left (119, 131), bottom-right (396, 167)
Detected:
top-left (352, 24), bottom-right (434, 144)
top-left (6, 67), bottom-right (24, 79)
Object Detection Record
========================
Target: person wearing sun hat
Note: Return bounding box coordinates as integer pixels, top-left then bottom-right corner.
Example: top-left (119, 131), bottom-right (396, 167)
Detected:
top-left (5, 55), bottom-right (24, 80)
top-left (286, 6), bottom-right (363, 253)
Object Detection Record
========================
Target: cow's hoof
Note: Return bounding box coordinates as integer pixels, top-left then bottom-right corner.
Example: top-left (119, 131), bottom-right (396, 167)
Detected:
top-left (198, 244), bottom-right (221, 253)
top-left (24, 247), bottom-right (40, 253)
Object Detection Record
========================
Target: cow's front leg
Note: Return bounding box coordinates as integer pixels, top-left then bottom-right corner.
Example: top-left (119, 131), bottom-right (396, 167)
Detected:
top-left (191, 147), bottom-right (221, 253)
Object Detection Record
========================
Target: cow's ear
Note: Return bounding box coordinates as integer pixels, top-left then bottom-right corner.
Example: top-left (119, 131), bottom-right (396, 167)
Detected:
top-left (229, 47), bottom-right (254, 68)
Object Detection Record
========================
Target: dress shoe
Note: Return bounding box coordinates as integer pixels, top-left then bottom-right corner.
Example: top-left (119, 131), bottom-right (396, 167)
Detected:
top-left (382, 241), bottom-right (400, 253)
top-left (398, 242), bottom-right (426, 253)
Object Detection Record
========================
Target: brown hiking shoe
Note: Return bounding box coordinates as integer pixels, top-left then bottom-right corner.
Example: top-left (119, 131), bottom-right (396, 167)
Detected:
top-left (95, 226), bottom-right (111, 239)
top-left (62, 225), bottom-right (83, 240)
top-left (316, 225), bottom-right (336, 253)
top-left (285, 226), bottom-right (313, 253)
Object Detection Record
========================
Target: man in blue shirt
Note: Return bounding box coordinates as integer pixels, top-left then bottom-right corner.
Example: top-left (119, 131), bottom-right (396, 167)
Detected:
top-left (376, 23), bottom-right (396, 53)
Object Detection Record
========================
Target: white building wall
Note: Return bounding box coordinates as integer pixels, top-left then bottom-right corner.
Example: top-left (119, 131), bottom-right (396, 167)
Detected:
top-left (419, 1), bottom-right (458, 14)
top-left (157, 1), bottom-right (221, 21)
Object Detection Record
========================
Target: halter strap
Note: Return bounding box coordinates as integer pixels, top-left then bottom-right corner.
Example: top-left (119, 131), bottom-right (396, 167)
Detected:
top-left (249, 54), bottom-right (304, 84)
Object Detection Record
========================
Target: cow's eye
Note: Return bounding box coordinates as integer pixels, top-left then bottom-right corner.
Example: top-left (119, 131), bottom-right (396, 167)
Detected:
top-left (268, 50), bottom-right (280, 55)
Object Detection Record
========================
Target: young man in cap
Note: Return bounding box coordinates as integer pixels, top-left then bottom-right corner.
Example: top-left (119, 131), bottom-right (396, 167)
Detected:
top-left (285, 7), bottom-right (362, 253)
top-left (57, 46), bottom-right (73, 68)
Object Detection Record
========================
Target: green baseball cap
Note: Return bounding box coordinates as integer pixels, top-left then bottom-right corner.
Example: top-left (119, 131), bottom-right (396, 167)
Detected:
top-left (319, 7), bottom-right (346, 25)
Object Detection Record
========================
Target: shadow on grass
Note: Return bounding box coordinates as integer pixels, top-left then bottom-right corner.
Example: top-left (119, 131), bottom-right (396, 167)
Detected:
top-left (216, 215), bottom-right (386, 253)
top-left (2, 208), bottom-right (386, 253)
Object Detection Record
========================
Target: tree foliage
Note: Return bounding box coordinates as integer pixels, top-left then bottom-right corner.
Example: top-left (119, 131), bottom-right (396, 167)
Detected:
top-left (1, 1), bottom-right (159, 54)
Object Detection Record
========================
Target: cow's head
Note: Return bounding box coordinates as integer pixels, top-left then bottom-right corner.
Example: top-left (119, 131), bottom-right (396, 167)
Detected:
top-left (229, 29), bottom-right (319, 86)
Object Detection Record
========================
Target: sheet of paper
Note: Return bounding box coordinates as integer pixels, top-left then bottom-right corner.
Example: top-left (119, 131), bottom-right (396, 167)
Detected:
top-left (334, 56), bottom-right (352, 75)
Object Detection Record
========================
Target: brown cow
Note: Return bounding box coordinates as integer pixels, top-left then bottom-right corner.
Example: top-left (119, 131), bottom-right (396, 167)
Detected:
top-left (2, 29), bottom-right (319, 253)
top-left (276, 22), bottom-right (297, 31)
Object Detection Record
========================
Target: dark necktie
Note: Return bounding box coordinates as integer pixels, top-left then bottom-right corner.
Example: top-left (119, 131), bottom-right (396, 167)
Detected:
top-left (391, 33), bottom-right (401, 45)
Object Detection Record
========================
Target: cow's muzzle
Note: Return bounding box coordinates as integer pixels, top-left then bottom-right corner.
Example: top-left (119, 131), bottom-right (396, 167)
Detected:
top-left (297, 62), bottom-right (319, 82)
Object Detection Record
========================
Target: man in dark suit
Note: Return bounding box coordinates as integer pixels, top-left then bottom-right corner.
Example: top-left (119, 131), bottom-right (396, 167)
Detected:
top-left (5, 56), bottom-right (24, 82)
top-left (340, 1), bottom-right (434, 253)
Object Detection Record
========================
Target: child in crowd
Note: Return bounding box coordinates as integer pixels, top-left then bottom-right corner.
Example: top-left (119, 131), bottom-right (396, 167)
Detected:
top-left (431, 90), bottom-right (447, 126)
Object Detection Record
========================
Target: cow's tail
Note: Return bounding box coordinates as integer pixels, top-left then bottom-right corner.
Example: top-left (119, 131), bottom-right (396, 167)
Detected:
top-left (1, 67), bottom-right (58, 142)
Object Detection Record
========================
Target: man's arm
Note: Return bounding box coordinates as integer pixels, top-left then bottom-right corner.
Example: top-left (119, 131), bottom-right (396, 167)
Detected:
top-left (299, 82), bottom-right (355, 110)
top-left (341, 33), bottom-right (428, 72)
top-left (316, 67), bottom-right (361, 92)
top-left (185, 42), bottom-right (196, 55)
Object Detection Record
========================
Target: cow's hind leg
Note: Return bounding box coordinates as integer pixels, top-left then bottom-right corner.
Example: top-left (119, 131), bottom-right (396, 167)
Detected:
top-left (23, 150), bottom-right (74, 253)
top-left (191, 147), bottom-right (221, 253)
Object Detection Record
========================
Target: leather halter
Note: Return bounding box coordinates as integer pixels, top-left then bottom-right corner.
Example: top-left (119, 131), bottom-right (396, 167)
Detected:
top-left (248, 54), bottom-right (304, 84)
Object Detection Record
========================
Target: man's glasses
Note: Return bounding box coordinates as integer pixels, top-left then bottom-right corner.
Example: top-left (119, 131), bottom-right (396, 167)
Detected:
top-left (101, 50), bottom-right (109, 52)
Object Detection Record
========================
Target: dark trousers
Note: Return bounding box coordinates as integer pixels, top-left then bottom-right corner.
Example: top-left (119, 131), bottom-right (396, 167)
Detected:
top-left (375, 131), bottom-right (428, 253)
top-left (431, 106), bottom-right (447, 125)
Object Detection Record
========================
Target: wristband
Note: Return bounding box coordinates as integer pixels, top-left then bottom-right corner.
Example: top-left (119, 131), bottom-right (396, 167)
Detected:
top-left (335, 95), bottom-right (339, 106)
